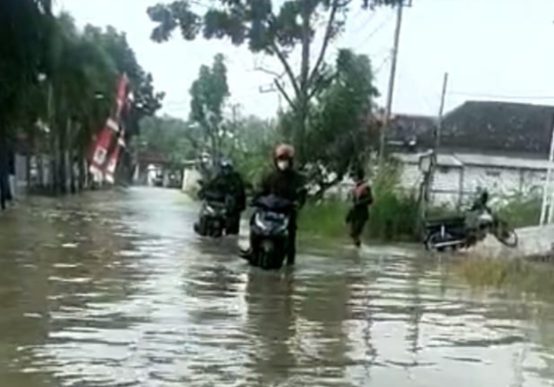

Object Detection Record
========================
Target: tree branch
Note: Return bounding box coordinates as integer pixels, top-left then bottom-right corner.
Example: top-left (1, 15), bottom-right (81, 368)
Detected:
top-left (270, 42), bottom-right (302, 99)
top-left (254, 66), bottom-right (284, 79)
top-left (308, 0), bottom-right (341, 92)
top-left (274, 79), bottom-right (296, 111)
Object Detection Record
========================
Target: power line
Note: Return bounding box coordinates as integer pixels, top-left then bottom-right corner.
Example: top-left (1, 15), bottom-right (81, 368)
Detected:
top-left (353, 9), bottom-right (395, 50)
top-left (374, 54), bottom-right (392, 75)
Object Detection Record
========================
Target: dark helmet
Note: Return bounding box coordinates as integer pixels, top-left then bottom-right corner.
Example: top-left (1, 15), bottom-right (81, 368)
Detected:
top-left (355, 168), bottom-right (365, 182)
top-left (219, 158), bottom-right (233, 174)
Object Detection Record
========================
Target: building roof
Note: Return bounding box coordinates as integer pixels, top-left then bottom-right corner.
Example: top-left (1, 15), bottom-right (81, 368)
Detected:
top-left (441, 101), bottom-right (554, 156)
top-left (388, 101), bottom-right (554, 157)
top-left (454, 152), bottom-right (551, 171)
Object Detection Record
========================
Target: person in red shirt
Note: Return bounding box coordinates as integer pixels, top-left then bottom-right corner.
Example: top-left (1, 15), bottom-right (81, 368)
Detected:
top-left (346, 168), bottom-right (373, 247)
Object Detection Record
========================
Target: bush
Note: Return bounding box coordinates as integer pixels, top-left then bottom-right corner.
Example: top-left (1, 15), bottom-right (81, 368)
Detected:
top-left (367, 190), bottom-right (419, 240)
top-left (496, 193), bottom-right (541, 229)
top-left (298, 199), bottom-right (350, 239)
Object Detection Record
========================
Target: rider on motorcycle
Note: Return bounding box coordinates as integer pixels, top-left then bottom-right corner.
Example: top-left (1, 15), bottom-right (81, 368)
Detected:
top-left (470, 190), bottom-right (491, 213)
top-left (199, 159), bottom-right (246, 235)
top-left (243, 144), bottom-right (306, 265)
top-left (465, 190), bottom-right (493, 241)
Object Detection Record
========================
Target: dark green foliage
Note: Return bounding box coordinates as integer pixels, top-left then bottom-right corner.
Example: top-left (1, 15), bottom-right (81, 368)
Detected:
top-left (148, 0), bottom-right (399, 163)
top-left (137, 116), bottom-right (197, 166)
top-left (305, 49), bottom-right (379, 195)
top-left (189, 54), bottom-right (230, 161)
top-left (0, 0), bottom-right (52, 127)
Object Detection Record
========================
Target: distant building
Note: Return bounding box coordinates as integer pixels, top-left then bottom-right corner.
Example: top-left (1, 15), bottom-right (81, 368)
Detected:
top-left (389, 101), bottom-right (554, 207)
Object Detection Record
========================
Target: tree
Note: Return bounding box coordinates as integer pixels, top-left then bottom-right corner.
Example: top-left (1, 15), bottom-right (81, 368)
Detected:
top-left (227, 115), bottom-right (278, 184)
top-left (42, 13), bottom-right (117, 193)
top-left (0, 0), bottom-right (52, 129)
top-left (137, 116), bottom-right (197, 166)
top-left (82, 25), bottom-right (165, 137)
top-left (189, 54), bottom-right (230, 164)
top-left (297, 49), bottom-right (379, 198)
top-left (148, 0), bottom-right (402, 163)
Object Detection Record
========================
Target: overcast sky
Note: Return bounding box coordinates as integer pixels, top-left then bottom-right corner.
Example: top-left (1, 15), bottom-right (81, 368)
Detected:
top-left (55, 0), bottom-right (554, 120)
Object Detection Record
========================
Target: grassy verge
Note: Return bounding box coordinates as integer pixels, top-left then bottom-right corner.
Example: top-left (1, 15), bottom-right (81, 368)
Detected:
top-left (298, 192), bottom-right (422, 242)
top-left (496, 194), bottom-right (541, 229)
top-left (298, 200), bottom-right (350, 240)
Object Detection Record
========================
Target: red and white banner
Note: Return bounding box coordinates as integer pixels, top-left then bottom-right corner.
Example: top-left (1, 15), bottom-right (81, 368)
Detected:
top-left (89, 123), bottom-right (115, 179)
top-left (88, 73), bottom-right (130, 183)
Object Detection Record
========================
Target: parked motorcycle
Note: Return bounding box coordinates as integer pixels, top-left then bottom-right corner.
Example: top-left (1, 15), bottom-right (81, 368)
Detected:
top-left (423, 210), bottom-right (518, 252)
top-left (248, 194), bottom-right (294, 270)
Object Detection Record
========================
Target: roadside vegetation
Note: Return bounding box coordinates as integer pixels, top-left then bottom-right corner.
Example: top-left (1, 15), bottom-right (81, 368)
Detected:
top-left (454, 256), bottom-right (554, 301)
top-left (0, 1), bottom-right (163, 196)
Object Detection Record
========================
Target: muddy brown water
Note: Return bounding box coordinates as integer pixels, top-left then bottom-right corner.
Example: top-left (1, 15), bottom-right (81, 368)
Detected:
top-left (0, 187), bottom-right (553, 386)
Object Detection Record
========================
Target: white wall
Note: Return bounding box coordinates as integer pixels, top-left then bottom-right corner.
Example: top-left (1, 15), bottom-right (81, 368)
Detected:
top-left (398, 162), bottom-right (463, 207)
top-left (182, 168), bottom-right (202, 193)
top-left (397, 161), bottom-right (547, 209)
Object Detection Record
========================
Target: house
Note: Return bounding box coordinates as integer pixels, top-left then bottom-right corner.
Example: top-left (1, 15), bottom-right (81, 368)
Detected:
top-left (389, 101), bottom-right (554, 207)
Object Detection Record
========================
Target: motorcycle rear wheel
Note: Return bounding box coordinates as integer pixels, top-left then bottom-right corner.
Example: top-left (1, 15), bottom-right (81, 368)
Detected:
top-left (493, 221), bottom-right (518, 248)
top-left (425, 231), bottom-right (458, 252)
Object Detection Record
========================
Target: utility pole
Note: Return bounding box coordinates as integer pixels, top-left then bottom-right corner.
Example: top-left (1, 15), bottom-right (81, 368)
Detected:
top-left (379, 0), bottom-right (408, 167)
top-left (417, 73), bottom-right (449, 231)
top-left (436, 72), bottom-right (449, 149)
top-left (540, 117), bottom-right (554, 225)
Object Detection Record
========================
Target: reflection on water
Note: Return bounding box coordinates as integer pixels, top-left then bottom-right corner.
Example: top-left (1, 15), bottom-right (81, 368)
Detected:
top-left (0, 188), bottom-right (553, 386)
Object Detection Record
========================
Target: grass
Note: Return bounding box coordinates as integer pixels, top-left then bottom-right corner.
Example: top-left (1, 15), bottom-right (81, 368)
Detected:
top-left (298, 192), bottom-right (422, 242)
top-left (298, 199), bottom-right (350, 240)
top-left (496, 194), bottom-right (541, 229)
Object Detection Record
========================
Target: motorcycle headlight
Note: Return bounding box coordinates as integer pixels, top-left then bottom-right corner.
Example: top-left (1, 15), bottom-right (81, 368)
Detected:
top-left (478, 213), bottom-right (493, 223)
top-left (255, 213), bottom-right (268, 231)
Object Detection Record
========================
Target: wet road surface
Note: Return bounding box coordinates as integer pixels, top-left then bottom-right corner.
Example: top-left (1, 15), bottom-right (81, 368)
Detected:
top-left (1, 187), bottom-right (554, 386)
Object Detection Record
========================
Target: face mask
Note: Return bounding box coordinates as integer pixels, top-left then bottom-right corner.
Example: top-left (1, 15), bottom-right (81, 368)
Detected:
top-left (277, 160), bottom-right (289, 171)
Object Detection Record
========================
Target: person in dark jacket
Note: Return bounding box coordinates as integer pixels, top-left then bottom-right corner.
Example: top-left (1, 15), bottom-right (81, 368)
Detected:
top-left (345, 169), bottom-right (373, 247)
top-left (470, 190), bottom-right (491, 213)
top-left (243, 144), bottom-right (307, 265)
top-left (199, 159), bottom-right (246, 235)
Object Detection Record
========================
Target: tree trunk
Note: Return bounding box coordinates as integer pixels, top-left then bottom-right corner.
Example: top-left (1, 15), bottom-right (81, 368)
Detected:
top-left (297, 1), bottom-right (313, 165)
top-left (37, 153), bottom-right (44, 189)
top-left (69, 149), bottom-right (76, 194)
top-left (78, 155), bottom-right (85, 191)
top-left (57, 120), bottom-right (67, 194)
top-left (49, 130), bottom-right (58, 194)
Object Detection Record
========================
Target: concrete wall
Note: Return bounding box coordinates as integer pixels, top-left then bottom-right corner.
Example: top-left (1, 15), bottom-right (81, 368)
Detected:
top-left (397, 162), bottom-right (547, 208)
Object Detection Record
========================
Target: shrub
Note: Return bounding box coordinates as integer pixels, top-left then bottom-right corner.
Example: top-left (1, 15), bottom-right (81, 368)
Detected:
top-left (495, 193), bottom-right (541, 229)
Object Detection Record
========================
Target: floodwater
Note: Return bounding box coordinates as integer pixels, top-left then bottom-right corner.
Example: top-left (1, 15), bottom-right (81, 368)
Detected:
top-left (1, 187), bottom-right (554, 387)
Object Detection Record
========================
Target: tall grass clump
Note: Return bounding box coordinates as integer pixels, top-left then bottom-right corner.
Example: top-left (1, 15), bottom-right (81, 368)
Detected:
top-left (367, 163), bottom-right (419, 240)
top-left (496, 193), bottom-right (541, 229)
top-left (299, 162), bottom-right (421, 242)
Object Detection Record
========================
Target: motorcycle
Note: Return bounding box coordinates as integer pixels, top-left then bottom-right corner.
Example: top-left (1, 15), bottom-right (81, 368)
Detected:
top-left (248, 194), bottom-right (294, 270)
top-left (194, 190), bottom-right (229, 238)
top-left (423, 210), bottom-right (518, 252)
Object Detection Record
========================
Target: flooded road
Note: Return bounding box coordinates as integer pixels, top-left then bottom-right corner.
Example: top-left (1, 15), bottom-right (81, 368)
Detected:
top-left (1, 187), bottom-right (554, 386)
